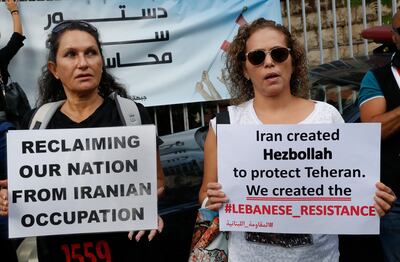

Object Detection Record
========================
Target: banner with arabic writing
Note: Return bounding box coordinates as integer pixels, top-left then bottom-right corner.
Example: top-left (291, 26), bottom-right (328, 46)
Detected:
top-left (0, 0), bottom-right (281, 106)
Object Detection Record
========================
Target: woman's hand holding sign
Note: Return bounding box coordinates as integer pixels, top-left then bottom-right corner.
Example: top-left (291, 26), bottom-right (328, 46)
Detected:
top-left (128, 215), bottom-right (164, 242)
top-left (374, 182), bottom-right (397, 217)
top-left (128, 186), bottom-right (165, 241)
top-left (205, 182), bottom-right (228, 211)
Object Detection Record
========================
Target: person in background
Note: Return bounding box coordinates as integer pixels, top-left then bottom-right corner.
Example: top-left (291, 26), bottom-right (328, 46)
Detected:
top-left (199, 18), bottom-right (397, 262)
top-left (0, 20), bottom-right (164, 261)
top-left (358, 10), bottom-right (400, 262)
top-left (0, 1), bottom-right (24, 261)
top-left (0, 0), bottom-right (25, 87)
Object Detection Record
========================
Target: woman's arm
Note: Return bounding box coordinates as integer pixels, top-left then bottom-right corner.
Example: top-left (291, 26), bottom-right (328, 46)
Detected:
top-left (1, 0), bottom-right (25, 68)
top-left (6, 0), bottom-right (23, 35)
top-left (127, 149), bottom-right (165, 241)
top-left (199, 128), bottom-right (228, 210)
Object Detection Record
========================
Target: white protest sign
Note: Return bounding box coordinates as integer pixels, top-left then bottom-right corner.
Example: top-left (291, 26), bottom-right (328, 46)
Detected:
top-left (7, 126), bottom-right (157, 238)
top-left (218, 123), bottom-right (381, 235)
top-left (0, 0), bottom-right (282, 106)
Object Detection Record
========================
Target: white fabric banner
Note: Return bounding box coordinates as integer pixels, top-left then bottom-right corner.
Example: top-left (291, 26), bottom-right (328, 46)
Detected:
top-left (0, 0), bottom-right (282, 106)
top-left (7, 126), bottom-right (157, 238)
top-left (217, 123), bottom-right (381, 235)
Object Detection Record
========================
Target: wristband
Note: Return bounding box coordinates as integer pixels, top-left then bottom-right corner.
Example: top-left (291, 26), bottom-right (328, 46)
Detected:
top-left (10, 10), bottom-right (19, 15)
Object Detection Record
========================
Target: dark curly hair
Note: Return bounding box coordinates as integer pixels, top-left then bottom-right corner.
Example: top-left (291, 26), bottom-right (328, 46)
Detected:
top-left (226, 18), bottom-right (309, 105)
top-left (37, 20), bottom-right (127, 106)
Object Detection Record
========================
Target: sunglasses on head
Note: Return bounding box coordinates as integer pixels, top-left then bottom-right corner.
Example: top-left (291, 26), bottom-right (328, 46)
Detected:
top-left (51, 20), bottom-right (98, 34)
top-left (245, 47), bottom-right (291, 66)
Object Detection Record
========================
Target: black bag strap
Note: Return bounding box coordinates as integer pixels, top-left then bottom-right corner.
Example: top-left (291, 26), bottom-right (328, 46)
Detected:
top-left (215, 110), bottom-right (230, 138)
top-left (216, 110), bottom-right (230, 124)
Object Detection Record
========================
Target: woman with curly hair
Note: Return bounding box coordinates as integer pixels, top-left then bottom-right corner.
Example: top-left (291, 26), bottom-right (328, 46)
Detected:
top-left (198, 18), bottom-right (396, 261)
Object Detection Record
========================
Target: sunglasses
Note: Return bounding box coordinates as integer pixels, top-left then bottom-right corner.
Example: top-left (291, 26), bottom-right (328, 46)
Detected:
top-left (51, 20), bottom-right (98, 34)
top-left (245, 47), bottom-right (291, 66)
